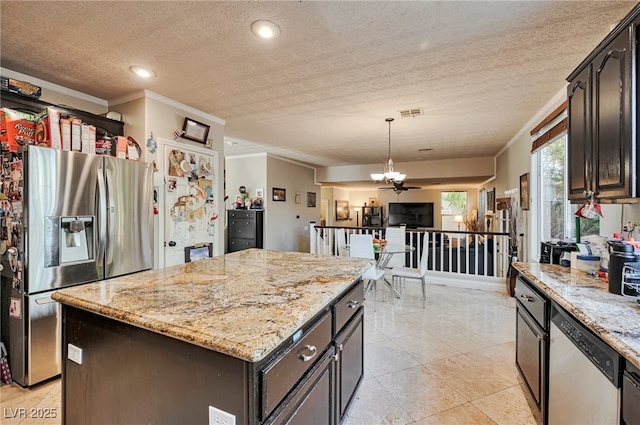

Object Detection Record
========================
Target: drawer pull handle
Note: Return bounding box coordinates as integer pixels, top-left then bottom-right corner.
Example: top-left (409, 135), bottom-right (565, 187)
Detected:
top-left (347, 300), bottom-right (359, 309)
top-left (298, 345), bottom-right (317, 362)
top-left (519, 295), bottom-right (534, 302)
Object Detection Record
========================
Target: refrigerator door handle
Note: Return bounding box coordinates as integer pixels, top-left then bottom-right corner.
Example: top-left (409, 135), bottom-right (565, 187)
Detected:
top-left (35, 296), bottom-right (56, 305)
top-left (97, 167), bottom-right (107, 266)
top-left (105, 168), bottom-right (115, 267)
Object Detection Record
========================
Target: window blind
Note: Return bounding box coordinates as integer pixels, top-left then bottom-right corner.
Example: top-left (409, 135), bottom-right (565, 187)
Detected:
top-left (530, 100), bottom-right (567, 153)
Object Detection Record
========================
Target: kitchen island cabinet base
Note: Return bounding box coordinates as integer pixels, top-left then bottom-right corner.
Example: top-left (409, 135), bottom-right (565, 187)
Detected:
top-left (59, 278), bottom-right (365, 425)
top-left (61, 305), bottom-right (252, 425)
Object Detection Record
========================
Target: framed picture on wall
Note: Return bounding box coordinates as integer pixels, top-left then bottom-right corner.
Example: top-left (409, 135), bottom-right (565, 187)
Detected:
top-left (181, 117), bottom-right (210, 144)
top-left (520, 173), bottom-right (530, 210)
top-left (335, 200), bottom-right (349, 221)
top-left (307, 192), bottom-right (316, 207)
top-left (487, 188), bottom-right (495, 212)
top-left (272, 187), bottom-right (286, 201)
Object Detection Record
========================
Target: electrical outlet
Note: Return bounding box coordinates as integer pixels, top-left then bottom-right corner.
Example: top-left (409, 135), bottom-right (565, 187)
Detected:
top-left (209, 406), bottom-right (235, 425)
top-left (68, 344), bottom-right (83, 365)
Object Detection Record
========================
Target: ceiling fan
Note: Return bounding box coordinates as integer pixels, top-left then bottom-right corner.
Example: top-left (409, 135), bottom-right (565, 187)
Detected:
top-left (379, 180), bottom-right (422, 194)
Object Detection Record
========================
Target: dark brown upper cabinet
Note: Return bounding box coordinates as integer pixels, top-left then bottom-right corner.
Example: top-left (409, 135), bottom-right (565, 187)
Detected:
top-left (567, 7), bottom-right (640, 202)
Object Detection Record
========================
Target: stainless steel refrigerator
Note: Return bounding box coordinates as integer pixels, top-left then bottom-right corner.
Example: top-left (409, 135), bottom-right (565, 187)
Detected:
top-left (1, 146), bottom-right (154, 386)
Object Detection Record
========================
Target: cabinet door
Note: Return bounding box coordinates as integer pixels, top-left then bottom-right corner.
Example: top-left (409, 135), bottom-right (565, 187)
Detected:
top-left (567, 65), bottom-right (592, 201)
top-left (515, 305), bottom-right (546, 408)
top-left (593, 26), bottom-right (634, 198)
top-left (335, 309), bottom-right (364, 421)
top-left (265, 347), bottom-right (336, 425)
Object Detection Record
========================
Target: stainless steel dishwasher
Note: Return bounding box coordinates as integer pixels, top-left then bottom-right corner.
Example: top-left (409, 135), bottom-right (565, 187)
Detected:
top-left (548, 303), bottom-right (621, 424)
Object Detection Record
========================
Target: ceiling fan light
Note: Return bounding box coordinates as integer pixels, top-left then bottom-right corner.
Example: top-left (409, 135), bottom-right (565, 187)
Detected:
top-left (371, 117), bottom-right (407, 183)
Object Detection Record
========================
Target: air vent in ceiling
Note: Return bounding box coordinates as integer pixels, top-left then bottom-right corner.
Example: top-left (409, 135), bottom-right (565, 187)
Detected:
top-left (399, 108), bottom-right (424, 118)
top-left (418, 148), bottom-right (432, 152)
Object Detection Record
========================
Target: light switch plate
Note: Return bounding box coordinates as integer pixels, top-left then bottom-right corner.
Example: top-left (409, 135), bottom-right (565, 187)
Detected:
top-left (209, 406), bottom-right (235, 425)
top-left (68, 343), bottom-right (83, 364)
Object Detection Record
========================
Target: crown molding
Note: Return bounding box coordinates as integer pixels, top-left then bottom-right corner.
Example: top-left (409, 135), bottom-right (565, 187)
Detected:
top-left (0, 67), bottom-right (108, 106)
top-left (496, 85), bottom-right (567, 158)
top-left (109, 90), bottom-right (225, 126)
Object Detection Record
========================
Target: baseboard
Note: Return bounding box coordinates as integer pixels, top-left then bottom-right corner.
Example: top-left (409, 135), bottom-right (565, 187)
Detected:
top-left (424, 271), bottom-right (506, 293)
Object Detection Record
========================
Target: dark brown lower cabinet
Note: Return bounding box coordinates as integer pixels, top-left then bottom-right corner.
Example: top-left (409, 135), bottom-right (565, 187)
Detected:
top-left (265, 347), bottom-right (336, 425)
top-left (335, 309), bottom-right (364, 421)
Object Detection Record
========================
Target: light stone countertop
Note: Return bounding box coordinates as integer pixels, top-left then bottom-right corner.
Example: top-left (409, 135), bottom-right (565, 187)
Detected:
top-left (52, 249), bottom-right (372, 363)
top-left (513, 262), bottom-right (640, 369)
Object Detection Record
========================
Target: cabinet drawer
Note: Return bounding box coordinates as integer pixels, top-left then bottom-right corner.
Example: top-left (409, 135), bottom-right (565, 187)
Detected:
top-left (229, 219), bottom-right (256, 238)
top-left (515, 277), bottom-right (548, 329)
top-left (333, 280), bottom-right (364, 335)
top-left (228, 238), bottom-right (256, 252)
top-left (261, 311), bottom-right (332, 420)
top-left (228, 210), bottom-right (255, 220)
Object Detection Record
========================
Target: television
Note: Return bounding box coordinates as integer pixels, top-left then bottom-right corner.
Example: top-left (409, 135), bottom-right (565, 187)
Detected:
top-left (388, 202), bottom-right (434, 228)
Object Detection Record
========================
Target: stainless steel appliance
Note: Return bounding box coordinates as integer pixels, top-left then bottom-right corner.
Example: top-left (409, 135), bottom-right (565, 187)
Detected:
top-left (1, 146), bottom-right (154, 386)
top-left (548, 303), bottom-right (620, 424)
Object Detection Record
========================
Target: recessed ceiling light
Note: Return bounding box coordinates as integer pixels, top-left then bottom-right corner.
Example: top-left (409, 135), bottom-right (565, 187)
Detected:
top-left (251, 20), bottom-right (280, 39)
top-left (129, 65), bottom-right (156, 78)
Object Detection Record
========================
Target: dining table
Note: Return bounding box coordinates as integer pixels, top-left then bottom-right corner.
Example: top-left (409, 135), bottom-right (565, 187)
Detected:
top-left (345, 242), bottom-right (416, 299)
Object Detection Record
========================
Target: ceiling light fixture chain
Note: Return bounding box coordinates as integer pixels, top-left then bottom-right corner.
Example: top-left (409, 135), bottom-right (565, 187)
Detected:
top-left (371, 117), bottom-right (406, 184)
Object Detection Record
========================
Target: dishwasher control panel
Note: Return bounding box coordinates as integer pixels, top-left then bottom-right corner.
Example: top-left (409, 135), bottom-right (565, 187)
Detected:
top-left (551, 305), bottom-right (620, 386)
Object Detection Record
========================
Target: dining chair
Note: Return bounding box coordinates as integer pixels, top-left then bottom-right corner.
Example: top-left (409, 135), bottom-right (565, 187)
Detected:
top-left (390, 233), bottom-right (430, 308)
top-left (335, 228), bottom-right (348, 256)
top-left (349, 233), bottom-right (385, 305)
top-left (384, 225), bottom-right (406, 268)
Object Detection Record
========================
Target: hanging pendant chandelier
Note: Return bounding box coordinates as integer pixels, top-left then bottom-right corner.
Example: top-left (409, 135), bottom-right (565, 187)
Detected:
top-left (371, 118), bottom-right (406, 183)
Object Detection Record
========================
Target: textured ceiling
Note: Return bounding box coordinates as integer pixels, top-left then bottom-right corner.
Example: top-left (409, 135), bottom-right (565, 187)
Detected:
top-left (1, 1), bottom-right (637, 170)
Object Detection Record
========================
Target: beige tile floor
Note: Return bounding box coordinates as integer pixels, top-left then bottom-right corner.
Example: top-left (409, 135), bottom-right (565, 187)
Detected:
top-left (343, 282), bottom-right (537, 425)
top-left (0, 283), bottom-right (536, 425)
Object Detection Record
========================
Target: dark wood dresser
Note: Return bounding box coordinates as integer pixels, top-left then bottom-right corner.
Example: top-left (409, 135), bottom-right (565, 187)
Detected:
top-left (227, 209), bottom-right (264, 252)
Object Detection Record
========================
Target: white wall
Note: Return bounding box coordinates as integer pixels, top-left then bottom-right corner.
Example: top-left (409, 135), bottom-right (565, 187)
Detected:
top-left (266, 156), bottom-right (321, 252)
top-left (318, 157), bottom-right (494, 184)
top-left (225, 154), bottom-right (320, 252)
top-left (226, 154), bottom-right (268, 211)
top-left (322, 187), bottom-right (479, 229)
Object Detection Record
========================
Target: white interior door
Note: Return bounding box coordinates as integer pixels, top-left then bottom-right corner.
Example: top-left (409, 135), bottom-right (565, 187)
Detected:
top-left (157, 139), bottom-right (220, 268)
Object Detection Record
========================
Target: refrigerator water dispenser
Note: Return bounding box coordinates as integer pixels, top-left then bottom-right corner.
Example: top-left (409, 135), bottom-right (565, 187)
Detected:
top-left (44, 216), bottom-right (94, 267)
top-left (60, 217), bottom-right (92, 263)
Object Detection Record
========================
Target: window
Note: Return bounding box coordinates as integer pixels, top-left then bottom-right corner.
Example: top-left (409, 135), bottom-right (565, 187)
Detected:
top-left (441, 191), bottom-right (467, 230)
top-left (538, 134), bottom-right (567, 240)
top-left (535, 133), bottom-right (599, 247)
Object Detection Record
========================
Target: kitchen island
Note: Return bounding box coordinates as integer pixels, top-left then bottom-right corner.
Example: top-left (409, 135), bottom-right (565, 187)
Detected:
top-left (52, 249), bottom-right (372, 425)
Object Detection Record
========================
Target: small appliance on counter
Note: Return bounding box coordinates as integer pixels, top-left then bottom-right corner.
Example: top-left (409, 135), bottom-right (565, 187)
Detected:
top-left (622, 264), bottom-right (640, 300)
top-left (608, 240), bottom-right (640, 296)
top-left (540, 241), bottom-right (576, 264)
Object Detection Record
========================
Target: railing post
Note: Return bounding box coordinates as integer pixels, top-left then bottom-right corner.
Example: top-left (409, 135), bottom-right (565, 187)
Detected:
top-left (310, 222), bottom-right (317, 254)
